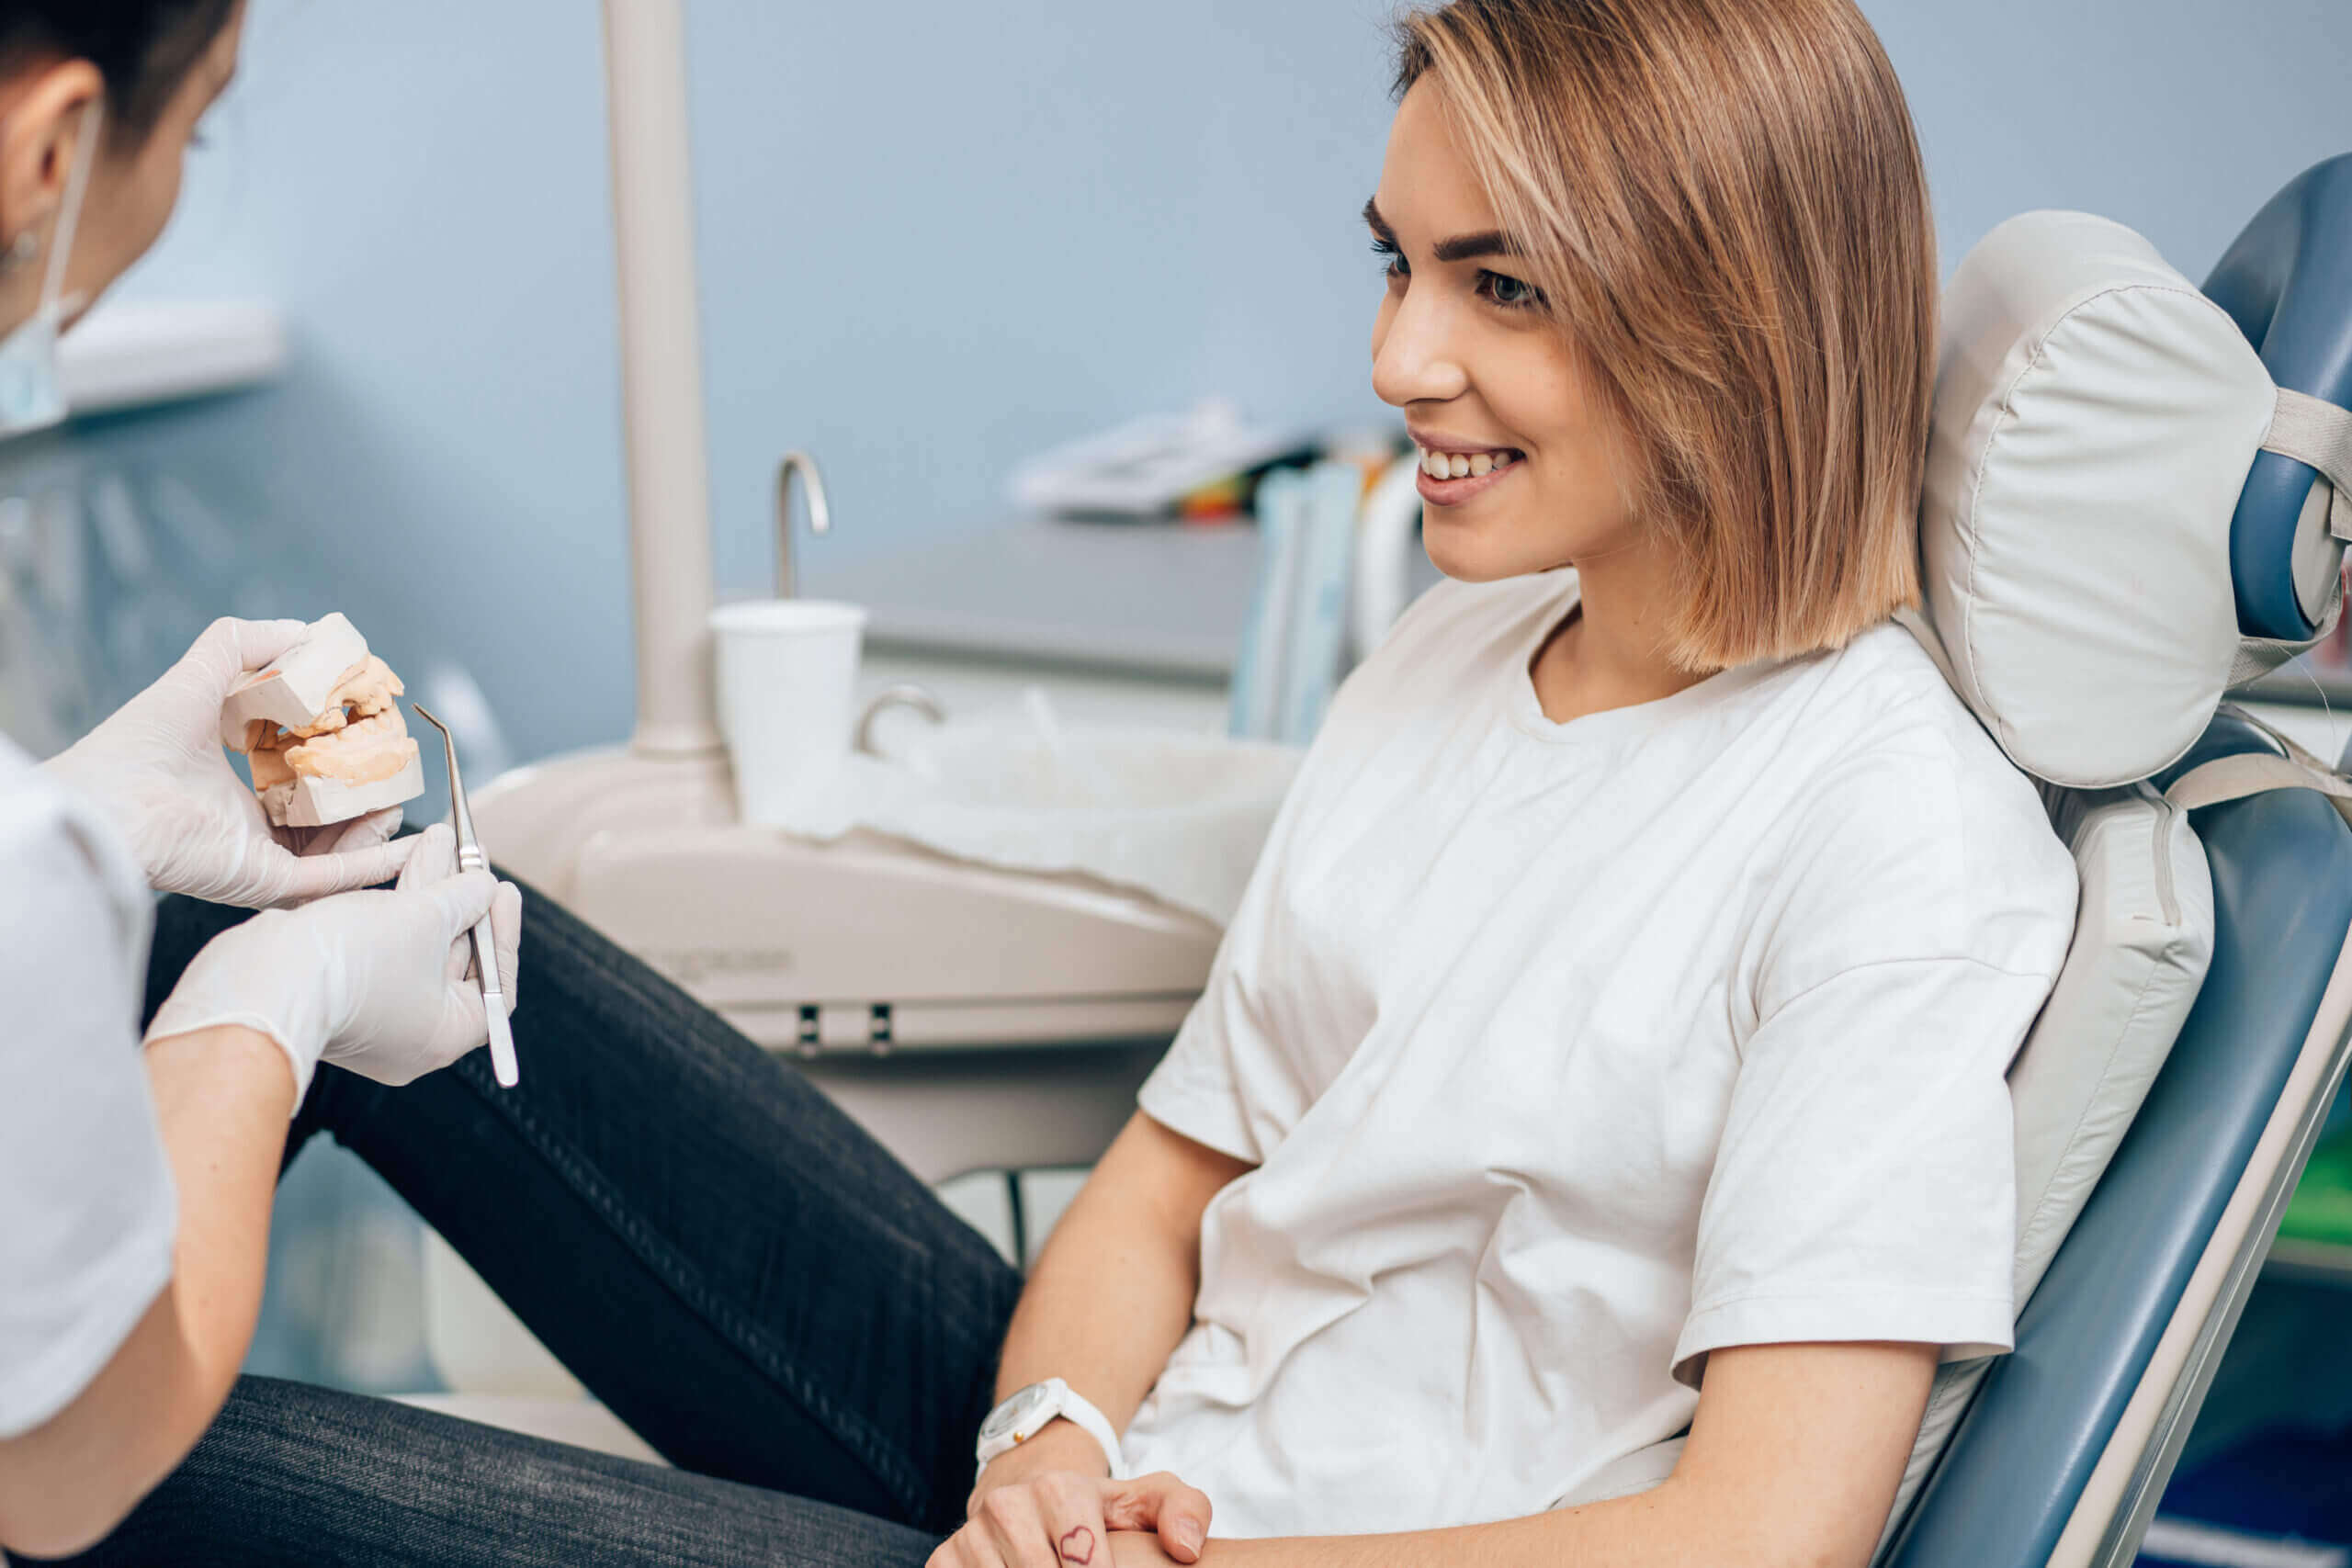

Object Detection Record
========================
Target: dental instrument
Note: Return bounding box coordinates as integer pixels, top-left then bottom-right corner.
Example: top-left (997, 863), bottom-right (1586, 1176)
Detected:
top-left (411, 702), bottom-right (519, 1089)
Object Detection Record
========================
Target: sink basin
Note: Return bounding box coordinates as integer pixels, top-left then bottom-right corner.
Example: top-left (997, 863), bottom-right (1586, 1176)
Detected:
top-left (786, 716), bottom-right (1305, 927)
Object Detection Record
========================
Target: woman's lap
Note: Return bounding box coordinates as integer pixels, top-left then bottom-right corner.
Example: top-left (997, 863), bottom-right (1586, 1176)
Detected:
top-left (33, 1375), bottom-right (942, 1568)
top-left (111, 871), bottom-right (1024, 1555)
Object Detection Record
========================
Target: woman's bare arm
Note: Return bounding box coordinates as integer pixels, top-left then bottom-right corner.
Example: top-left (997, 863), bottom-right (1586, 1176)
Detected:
top-left (977, 1110), bottom-right (1252, 1489)
top-left (939, 1111), bottom-right (1250, 1568)
top-left (0, 1025), bottom-right (289, 1558)
top-left (1102, 1339), bottom-right (1939, 1568)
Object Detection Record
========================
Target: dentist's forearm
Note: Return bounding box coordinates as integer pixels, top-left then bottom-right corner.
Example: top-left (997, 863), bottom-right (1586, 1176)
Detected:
top-left (0, 1024), bottom-right (289, 1558)
top-left (141, 1022), bottom-right (294, 1435)
top-left (985, 1113), bottom-right (1251, 1472)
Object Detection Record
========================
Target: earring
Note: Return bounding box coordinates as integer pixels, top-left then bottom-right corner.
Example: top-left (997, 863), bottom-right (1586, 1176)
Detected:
top-left (0, 231), bottom-right (38, 275)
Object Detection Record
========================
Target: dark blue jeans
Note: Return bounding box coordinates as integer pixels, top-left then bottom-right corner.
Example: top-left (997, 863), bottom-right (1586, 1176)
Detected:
top-left (37, 878), bottom-right (1028, 1567)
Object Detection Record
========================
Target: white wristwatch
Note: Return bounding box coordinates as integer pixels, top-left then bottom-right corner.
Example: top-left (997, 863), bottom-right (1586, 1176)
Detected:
top-left (975, 1377), bottom-right (1126, 1482)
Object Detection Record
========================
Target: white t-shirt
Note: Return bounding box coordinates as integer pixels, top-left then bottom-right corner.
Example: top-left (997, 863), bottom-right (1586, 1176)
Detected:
top-left (1125, 570), bottom-right (2077, 1537)
top-left (0, 735), bottom-right (176, 1438)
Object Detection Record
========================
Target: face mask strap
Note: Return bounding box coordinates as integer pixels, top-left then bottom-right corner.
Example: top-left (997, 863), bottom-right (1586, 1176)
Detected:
top-left (36, 97), bottom-right (103, 317)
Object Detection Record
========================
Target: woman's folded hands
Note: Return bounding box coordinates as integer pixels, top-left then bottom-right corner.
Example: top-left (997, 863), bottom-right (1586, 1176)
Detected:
top-left (939, 1423), bottom-right (1212, 1568)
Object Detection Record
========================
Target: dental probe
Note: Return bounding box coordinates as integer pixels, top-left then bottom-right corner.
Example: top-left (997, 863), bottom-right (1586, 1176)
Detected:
top-left (410, 703), bottom-right (519, 1088)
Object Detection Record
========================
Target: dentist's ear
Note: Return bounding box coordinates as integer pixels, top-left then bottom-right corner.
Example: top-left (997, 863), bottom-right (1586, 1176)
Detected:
top-left (0, 61), bottom-right (101, 262)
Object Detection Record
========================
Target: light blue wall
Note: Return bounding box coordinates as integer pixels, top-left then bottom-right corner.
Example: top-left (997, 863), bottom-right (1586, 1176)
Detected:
top-left (1868, 0), bottom-right (2352, 279)
top-left (83, 0), bottom-right (2352, 764)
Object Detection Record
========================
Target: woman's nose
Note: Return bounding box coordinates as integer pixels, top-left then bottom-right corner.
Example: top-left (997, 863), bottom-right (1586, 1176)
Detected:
top-left (1371, 288), bottom-right (1471, 409)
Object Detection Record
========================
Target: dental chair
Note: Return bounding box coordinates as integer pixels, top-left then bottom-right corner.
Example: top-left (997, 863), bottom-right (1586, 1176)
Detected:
top-left (420, 156), bottom-right (2352, 1564)
top-left (1875, 153), bottom-right (2352, 1566)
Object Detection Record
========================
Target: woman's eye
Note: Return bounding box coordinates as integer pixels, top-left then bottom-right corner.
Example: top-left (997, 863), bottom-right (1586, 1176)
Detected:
top-left (1372, 239), bottom-right (1408, 281)
top-left (1480, 270), bottom-right (1542, 309)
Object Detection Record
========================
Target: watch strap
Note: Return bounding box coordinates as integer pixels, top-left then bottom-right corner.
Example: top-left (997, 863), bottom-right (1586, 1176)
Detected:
top-left (1053, 1385), bottom-right (1125, 1482)
top-left (975, 1378), bottom-right (1127, 1483)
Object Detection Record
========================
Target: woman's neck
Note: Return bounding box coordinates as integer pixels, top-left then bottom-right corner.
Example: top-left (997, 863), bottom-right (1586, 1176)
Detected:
top-left (1526, 546), bottom-right (1708, 725)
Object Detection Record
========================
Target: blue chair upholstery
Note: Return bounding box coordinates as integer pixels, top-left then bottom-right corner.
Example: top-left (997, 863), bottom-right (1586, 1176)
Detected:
top-left (2206, 154), bottom-right (2352, 641)
top-left (1887, 713), bottom-right (2352, 1566)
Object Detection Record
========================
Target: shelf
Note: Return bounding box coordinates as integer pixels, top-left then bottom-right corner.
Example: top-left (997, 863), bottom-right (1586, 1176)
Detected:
top-left (2262, 1236), bottom-right (2352, 1289)
top-left (55, 299), bottom-right (288, 418)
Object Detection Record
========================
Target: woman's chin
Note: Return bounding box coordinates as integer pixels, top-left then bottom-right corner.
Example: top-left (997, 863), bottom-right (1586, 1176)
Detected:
top-left (1421, 513), bottom-right (1557, 584)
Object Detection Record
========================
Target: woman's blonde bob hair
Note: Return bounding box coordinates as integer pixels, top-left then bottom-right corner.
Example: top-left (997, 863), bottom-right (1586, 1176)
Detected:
top-left (1394, 0), bottom-right (1937, 670)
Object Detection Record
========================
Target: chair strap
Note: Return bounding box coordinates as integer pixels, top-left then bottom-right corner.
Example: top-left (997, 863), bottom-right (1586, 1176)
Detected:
top-left (2163, 706), bottom-right (2352, 828)
top-left (2263, 387), bottom-right (2352, 544)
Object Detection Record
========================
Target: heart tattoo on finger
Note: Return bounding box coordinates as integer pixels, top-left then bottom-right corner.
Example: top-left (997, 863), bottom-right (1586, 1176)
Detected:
top-left (1058, 1526), bottom-right (1096, 1565)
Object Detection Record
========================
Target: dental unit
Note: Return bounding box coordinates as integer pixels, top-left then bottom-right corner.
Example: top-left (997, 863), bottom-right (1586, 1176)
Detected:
top-left (461, 0), bottom-right (1219, 1170)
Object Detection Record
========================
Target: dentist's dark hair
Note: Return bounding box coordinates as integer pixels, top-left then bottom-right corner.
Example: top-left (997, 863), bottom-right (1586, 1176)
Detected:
top-left (0, 0), bottom-right (235, 134)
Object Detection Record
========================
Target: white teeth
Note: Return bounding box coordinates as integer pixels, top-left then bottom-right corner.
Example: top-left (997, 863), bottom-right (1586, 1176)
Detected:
top-left (1417, 444), bottom-right (1521, 479)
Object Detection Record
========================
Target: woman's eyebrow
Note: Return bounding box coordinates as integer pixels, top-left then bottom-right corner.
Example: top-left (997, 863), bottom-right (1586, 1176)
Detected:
top-left (1433, 230), bottom-right (1513, 263)
top-left (1359, 198), bottom-right (1516, 264)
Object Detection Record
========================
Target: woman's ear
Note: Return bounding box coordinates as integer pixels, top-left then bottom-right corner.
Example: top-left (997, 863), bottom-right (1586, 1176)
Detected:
top-left (0, 60), bottom-right (103, 256)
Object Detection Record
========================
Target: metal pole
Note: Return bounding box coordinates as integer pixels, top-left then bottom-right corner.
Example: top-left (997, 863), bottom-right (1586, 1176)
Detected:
top-left (601, 0), bottom-right (721, 757)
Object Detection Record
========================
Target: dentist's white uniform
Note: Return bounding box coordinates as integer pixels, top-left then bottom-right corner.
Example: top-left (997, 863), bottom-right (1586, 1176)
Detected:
top-left (0, 740), bottom-right (175, 1437)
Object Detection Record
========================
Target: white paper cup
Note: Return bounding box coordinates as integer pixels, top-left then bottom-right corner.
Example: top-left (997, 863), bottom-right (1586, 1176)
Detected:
top-left (710, 600), bottom-right (869, 825)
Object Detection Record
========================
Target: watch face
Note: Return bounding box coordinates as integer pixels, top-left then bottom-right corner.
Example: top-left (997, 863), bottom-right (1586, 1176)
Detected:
top-left (980, 1382), bottom-right (1054, 1442)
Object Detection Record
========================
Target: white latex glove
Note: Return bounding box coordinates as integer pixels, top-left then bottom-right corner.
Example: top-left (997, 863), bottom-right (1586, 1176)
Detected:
top-left (44, 616), bottom-right (416, 908)
top-left (144, 825), bottom-right (525, 1102)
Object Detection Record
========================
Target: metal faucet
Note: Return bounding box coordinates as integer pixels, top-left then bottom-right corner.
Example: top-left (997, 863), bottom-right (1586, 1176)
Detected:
top-left (775, 450), bottom-right (832, 599)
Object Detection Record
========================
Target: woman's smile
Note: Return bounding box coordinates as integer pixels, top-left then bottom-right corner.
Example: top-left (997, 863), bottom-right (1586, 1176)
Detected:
top-left (1413, 440), bottom-right (1524, 506)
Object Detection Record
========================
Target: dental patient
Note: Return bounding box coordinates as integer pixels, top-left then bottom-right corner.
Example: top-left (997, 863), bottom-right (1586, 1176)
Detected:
top-left (40, 2), bottom-right (2074, 1566)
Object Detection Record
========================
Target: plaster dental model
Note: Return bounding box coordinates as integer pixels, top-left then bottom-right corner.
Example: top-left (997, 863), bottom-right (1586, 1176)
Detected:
top-left (221, 615), bottom-right (425, 829)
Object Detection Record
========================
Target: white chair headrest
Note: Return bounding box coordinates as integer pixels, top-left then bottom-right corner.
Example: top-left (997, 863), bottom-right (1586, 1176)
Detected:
top-left (1914, 211), bottom-right (2279, 789)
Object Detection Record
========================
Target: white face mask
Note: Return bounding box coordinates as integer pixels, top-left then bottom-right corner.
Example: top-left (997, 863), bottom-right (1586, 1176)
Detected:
top-left (0, 98), bottom-right (103, 437)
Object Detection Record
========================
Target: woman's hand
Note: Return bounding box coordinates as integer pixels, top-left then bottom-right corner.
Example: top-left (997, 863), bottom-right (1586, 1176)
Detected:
top-left (1104, 1533), bottom-right (1186, 1568)
top-left (44, 616), bottom-right (414, 908)
top-left (934, 1425), bottom-right (1211, 1568)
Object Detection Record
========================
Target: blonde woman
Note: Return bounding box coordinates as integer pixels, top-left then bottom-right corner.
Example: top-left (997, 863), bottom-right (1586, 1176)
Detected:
top-left (56, 2), bottom-right (2075, 1565)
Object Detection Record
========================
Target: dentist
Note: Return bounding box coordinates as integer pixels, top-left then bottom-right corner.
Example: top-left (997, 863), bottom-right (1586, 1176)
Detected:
top-left (0, 2), bottom-right (520, 1556)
